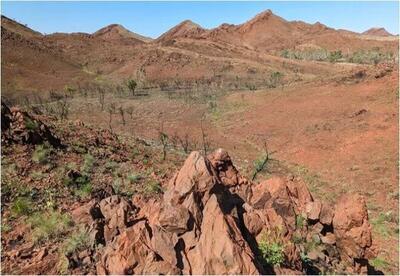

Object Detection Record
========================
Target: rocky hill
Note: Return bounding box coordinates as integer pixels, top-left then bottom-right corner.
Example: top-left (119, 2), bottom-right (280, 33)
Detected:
top-left (363, 27), bottom-right (394, 37)
top-left (1, 10), bottom-right (398, 96)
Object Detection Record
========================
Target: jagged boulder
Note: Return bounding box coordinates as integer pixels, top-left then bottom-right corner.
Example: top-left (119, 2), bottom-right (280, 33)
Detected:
top-left (187, 194), bottom-right (260, 274)
top-left (99, 195), bottom-right (132, 243)
top-left (332, 194), bottom-right (372, 264)
top-left (1, 102), bottom-right (62, 147)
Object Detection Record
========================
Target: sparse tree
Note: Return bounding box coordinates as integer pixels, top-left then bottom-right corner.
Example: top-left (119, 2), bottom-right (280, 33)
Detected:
top-left (98, 87), bottom-right (106, 111)
top-left (200, 116), bottom-right (210, 156)
top-left (119, 106), bottom-right (126, 126)
top-left (107, 103), bottom-right (116, 132)
top-left (251, 141), bottom-right (277, 181)
top-left (126, 79), bottom-right (137, 97)
top-left (56, 93), bottom-right (70, 121)
top-left (268, 71), bottom-right (284, 89)
top-left (126, 106), bottom-right (134, 120)
top-left (158, 121), bottom-right (169, 161)
top-left (178, 133), bottom-right (191, 154)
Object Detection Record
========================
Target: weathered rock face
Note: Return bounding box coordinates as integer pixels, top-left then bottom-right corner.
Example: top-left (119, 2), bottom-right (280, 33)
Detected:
top-left (187, 194), bottom-right (260, 275)
top-left (1, 102), bottom-right (62, 147)
top-left (333, 194), bottom-right (372, 263)
top-left (77, 149), bottom-right (374, 275)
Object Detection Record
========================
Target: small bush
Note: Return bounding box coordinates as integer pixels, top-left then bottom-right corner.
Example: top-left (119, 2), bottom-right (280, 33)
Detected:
top-left (24, 118), bottom-right (39, 130)
top-left (144, 180), bottom-right (162, 195)
top-left (371, 212), bottom-right (394, 238)
top-left (104, 161), bottom-right (119, 173)
top-left (32, 144), bottom-right (52, 164)
top-left (62, 227), bottom-right (91, 255)
top-left (81, 154), bottom-right (95, 174)
top-left (370, 257), bottom-right (389, 270)
top-left (29, 210), bottom-right (72, 244)
top-left (30, 170), bottom-right (46, 181)
top-left (11, 197), bottom-right (32, 217)
top-left (295, 214), bottom-right (306, 229)
top-left (127, 173), bottom-right (142, 183)
top-left (328, 50), bottom-right (343, 63)
top-left (268, 71), bottom-right (283, 88)
top-left (258, 227), bottom-right (285, 266)
top-left (75, 182), bottom-right (92, 199)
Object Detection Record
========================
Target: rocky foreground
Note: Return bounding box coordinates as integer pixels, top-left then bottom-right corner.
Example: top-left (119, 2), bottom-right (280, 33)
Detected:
top-left (1, 102), bottom-right (376, 274)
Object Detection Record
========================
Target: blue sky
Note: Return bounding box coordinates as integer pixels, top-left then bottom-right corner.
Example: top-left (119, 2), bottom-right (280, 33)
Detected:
top-left (1, 1), bottom-right (399, 38)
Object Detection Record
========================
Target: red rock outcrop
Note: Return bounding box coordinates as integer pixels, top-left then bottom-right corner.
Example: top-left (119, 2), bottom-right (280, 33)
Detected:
top-left (67, 148), bottom-right (374, 274)
top-left (1, 102), bottom-right (62, 147)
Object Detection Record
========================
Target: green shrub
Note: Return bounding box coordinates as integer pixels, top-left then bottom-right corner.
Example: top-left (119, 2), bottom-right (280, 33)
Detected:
top-left (81, 154), bottom-right (95, 174)
top-left (258, 227), bottom-right (285, 266)
top-left (144, 180), bottom-right (162, 195)
top-left (371, 212), bottom-right (394, 238)
top-left (126, 79), bottom-right (137, 96)
top-left (104, 161), bottom-right (119, 173)
top-left (29, 210), bottom-right (72, 244)
top-left (75, 182), bottom-right (92, 199)
top-left (11, 197), bottom-right (32, 217)
top-left (295, 214), bottom-right (306, 229)
top-left (268, 71), bottom-right (284, 88)
top-left (370, 257), bottom-right (389, 270)
top-left (328, 50), bottom-right (343, 63)
top-left (30, 170), bottom-right (46, 181)
top-left (62, 227), bottom-right (91, 255)
top-left (32, 144), bottom-right (52, 164)
top-left (24, 118), bottom-right (39, 130)
top-left (127, 173), bottom-right (142, 183)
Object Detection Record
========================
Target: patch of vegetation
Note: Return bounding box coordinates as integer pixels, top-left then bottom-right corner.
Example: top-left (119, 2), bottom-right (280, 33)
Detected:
top-left (252, 144), bottom-right (275, 181)
top-left (328, 50), bottom-right (343, 63)
top-left (62, 227), bottom-right (91, 255)
top-left (280, 47), bottom-right (395, 65)
top-left (348, 49), bottom-right (395, 65)
top-left (11, 196), bottom-right (32, 217)
top-left (113, 177), bottom-right (135, 197)
top-left (295, 214), bottom-right (306, 229)
top-left (258, 227), bottom-right (286, 267)
top-left (268, 71), bottom-right (284, 88)
top-left (74, 182), bottom-right (92, 199)
top-left (24, 117), bottom-right (39, 130)
top-left (144, 180), bottom-right (162, 195)
top-left (370, 257), bottom-right (390, 271)
top-left (371, 212), bottom-right (396, 238)
top-left (127, 173), bottom-right (142, 183)
top-left (104, 161), bottom-right (119, 173)
top-left (29, 210), bottom-right (72, 244)
top-left (30, 170), bottom-right (46, 181)
top-left (126, 79), bottom-right (137, 96)
top-left (81, 154), bottom-right (95, 175)
top-left (32, 143), bottom-right (52, 164)
top-left (291, 164), bottom-right (330, 201)
top-left (1, 222), bottom-right (12, 233)
top-left (292, 232), bottom-right (303, 244)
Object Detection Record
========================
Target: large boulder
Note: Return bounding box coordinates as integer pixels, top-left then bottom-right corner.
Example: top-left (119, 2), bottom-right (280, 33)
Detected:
top-left (332, 194), bottom-right (372, 263)
top-left (187, 194), bottom-right (260, 274)
top-left (99, 195), bottom-right (132, 243)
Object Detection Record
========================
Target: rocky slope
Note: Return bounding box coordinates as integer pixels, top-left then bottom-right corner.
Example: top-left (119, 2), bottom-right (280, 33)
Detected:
top-left (1, 103), bottom-right (378, 274)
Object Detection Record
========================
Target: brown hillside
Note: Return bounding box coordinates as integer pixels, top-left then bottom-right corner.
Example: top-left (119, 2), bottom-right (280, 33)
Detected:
top-left (362, 27), bottom-right (394, 37)
top-left (93, 24), bottom-right (152, 43)
top-left (1, 15), bottom-right (42, 38)
top-left (1, 10), bottom-right (398, 95)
